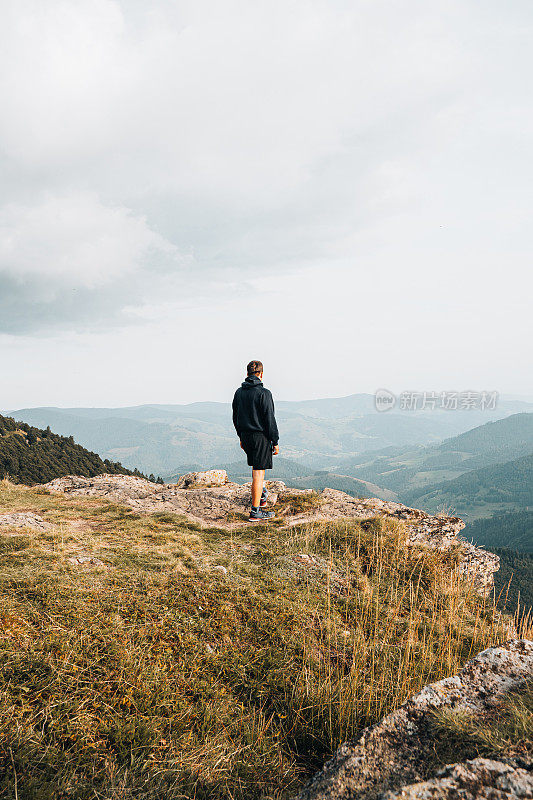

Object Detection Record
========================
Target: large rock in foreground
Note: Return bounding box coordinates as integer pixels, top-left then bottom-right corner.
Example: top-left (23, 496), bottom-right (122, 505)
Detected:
top-left (295, 639), bottom-right (533, 800)
top-left (42, 473), bottom-right (498, 594)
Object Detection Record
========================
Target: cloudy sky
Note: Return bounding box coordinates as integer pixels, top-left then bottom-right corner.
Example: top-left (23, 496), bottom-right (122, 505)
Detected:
top-left (1, 0), bottom-right (532, 408)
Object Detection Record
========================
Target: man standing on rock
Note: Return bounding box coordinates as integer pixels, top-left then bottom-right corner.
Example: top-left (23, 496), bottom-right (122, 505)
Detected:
top-left (232, 360), bottom-right (279, 521)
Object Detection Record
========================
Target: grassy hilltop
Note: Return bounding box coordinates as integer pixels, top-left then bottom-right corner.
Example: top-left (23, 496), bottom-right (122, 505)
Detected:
top-left (0, 479), bottom-right (525, 800)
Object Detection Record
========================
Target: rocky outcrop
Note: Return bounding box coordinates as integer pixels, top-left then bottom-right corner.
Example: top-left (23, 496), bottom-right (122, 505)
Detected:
top-left (41, 473), bottom-right (498, 594)
top-left (175, 469), bottom-right (228, 488)
top-left (0, 511), bottom-right (51, 531)
top-left (42, 473), bottom-right (284, 524)
top-left (295, 639), bottom-right (533, 800)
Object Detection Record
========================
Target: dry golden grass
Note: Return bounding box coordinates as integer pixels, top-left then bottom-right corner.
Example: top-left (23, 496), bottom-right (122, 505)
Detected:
top-left (0, 480), bottom-right (523, 800)
top-left (274, 491), bottom-right (323, 517)
top-left (429, 682), bottom-right (532, 765)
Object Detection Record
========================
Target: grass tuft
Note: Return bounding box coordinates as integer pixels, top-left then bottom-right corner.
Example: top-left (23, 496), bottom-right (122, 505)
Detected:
top-left (429, 683), bottom-right (532, 765)
top-left (275, 490), bottom-right (323, 517)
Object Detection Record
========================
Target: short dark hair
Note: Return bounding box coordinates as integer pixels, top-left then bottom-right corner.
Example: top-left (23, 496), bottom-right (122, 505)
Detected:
top-left (247, 360), bottom-right (263, 376)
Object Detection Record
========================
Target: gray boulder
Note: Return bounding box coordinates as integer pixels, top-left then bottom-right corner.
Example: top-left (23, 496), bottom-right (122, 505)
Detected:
top-left (175, 469), bottom-right (228, 488)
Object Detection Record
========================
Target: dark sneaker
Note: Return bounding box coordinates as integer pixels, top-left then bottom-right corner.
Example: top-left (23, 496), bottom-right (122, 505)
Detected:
top-left (260, 487), bottom-right (268, 507)
top-left (248, 508), bottom-right (275, 522)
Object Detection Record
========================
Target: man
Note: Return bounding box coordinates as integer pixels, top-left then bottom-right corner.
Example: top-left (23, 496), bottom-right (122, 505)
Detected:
top-left (232, 360), bottom-right (279, 521)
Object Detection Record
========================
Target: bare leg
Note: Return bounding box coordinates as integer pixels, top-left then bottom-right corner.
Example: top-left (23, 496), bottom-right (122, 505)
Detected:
top-left (251, 469), bottom-right (265, 507)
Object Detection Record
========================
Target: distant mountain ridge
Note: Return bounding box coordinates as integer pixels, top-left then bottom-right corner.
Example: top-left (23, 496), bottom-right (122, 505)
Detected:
top-left (7, 396), bottom-right (532, 477)
top-left (438, 412), bottom-right (533, 463)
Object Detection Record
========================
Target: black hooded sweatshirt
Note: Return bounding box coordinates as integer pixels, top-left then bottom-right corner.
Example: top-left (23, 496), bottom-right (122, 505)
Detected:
top-left (232, 375), bottom-right (279, 446)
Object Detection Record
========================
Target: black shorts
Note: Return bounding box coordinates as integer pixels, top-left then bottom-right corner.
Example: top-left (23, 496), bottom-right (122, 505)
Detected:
top-left (240, 432), bottom-right (273, 470)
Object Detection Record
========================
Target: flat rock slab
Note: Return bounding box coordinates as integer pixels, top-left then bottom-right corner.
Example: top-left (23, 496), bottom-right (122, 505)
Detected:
top-left (0, 512), bottom-right (51, 531)
top-left (43, 474), bottom-right (286, 525)
top-left (295, 639), bottom-right (533, 800)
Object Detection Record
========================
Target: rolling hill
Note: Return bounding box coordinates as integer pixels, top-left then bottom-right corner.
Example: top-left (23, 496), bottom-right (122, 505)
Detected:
top-left (337, 413), bottom-right (533, 497)
top-left (437, 412), bottom-right (533, 466)
top-left (282, 472), bottom-right (397, 501)
top-left (404, 454), bottom-right (533, 520)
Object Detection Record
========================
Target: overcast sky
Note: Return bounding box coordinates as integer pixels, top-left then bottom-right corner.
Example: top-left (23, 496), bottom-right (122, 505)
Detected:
top-left (1, 0), bottom-right (532, 408)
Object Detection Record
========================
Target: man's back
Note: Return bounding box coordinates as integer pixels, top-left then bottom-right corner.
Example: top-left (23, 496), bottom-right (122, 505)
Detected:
top-left (232, 374), bottom-right (279, 445)
top-left (232, 360), bottom-right (279, 521)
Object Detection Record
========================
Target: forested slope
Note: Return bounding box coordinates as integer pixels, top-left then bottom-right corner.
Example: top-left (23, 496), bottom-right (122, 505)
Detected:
top-left (0, 414), bottom-right (144, 485)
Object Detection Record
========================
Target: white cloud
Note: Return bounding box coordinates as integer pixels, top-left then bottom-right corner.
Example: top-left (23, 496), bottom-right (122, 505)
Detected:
top-left (0, 0), bottom-right (475, 335)
top-left (0, 192), bottom-right (179, 288)
top-left (0, 191), bottom-right (187, 331)
top-left (0, 0), bottom-right (465, 200)
top-left (0, 0), bottom-right (532, 399)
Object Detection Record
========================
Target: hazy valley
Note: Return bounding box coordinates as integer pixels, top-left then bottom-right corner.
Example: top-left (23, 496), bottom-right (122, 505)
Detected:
top-left (8, 397), bottom-right (533, 535)
top-left (8, 395), bottom-right (533, 478)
